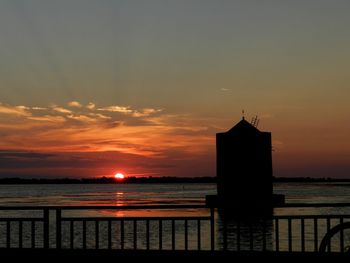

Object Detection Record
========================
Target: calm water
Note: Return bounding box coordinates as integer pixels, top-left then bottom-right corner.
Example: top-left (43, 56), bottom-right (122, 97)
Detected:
top-left (0, 182), bottom-right (350, 207)
top-left (1, 182), bottom-right (350, 251)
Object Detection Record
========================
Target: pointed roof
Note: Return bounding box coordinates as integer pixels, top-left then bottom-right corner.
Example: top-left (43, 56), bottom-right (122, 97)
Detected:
top-left (226, 118), bottom-right (260, 134)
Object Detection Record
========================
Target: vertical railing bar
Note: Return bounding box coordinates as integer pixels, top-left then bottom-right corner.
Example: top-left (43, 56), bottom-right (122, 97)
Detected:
top-left (249, 221), bottom-right (254, 251)
top-left (172, 219), bottom-right (175, 250)
top-left (83, 220), bottom-right (86, 249)
top-left (70, 220), bottom-right (74, 249)
top-left (185, 219), bottom-right (188, 251)
top-left (288, 218), bottom-right (292, 252)
top-left (197, 219), bottom-right (201, 251)
top-left (56, 209), bottom-right (61, 249)
top-left (133, 220), bottom-right (137, 250)
top-left (6, 221), bottom-right (10, 248)
top-left (301, 218), bottom-right (305, 253)
top-left (31, 221), bottom-right (35, 249)
top-left (314, 218), bottom-right (318, 252)
top-left (159, 220), bottom-right (162, 250)
top-left (19, 221), bottom-right (23, 249)
top-left (210, 207), bottom-right (215, 251)
top-left (108, 220), bottom-right (112, 250)
top-left (43, 209), bottom-right (49, 249)
top-left (326, 217), bottom-right (331, 252)
top-left (237, 218), bottom-right (241, 251)
top-left (223, 217), bottom-right (227, 251)
top-left (95, 220), bottom-right (99, 249)
top-left (146, 219), bottom-right (150, 250)
top-left (340, 217), bottom-right (344, 253)
top-left (262, 220), bottom-right (267, 252)
top-left (121, 219), bottom-right (124, 250)
top-left (275, 218), bottom-right (279, 252)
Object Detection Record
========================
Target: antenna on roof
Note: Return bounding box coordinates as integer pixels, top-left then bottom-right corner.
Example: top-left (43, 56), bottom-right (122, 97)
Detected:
top-left (242, 110), bottom-right (245, 120)
top-left (251, 115), bottom-right (260, 128)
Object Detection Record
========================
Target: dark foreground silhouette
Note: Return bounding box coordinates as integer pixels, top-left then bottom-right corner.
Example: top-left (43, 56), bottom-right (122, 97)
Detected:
top-left (1, 249), bottom-right (348, 262)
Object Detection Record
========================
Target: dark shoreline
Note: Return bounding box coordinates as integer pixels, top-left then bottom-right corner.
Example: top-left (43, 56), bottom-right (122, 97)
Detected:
top-left (0, 176), bottom-right (348, 184)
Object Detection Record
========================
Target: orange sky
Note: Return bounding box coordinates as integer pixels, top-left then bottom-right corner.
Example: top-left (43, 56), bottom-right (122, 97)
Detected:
top-left (0, 101), bottom-right (217, 177)
top-left (0, 1), bottom-right (350, 178)
top-left (1, 100), bottom-right (350, 178)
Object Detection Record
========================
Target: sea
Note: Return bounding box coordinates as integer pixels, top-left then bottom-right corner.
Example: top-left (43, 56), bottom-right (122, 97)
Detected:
top-left (1, 182), bottom-right (350, 210)
top-left (1, 182), bottom-right (350, 251)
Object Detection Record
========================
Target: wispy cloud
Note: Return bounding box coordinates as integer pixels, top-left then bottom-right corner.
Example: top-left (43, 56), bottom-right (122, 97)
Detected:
top-left (88, 113), bottom-right (111, 119)
top-left (97, 105), bottom-right (133, 114)
top-left (52, 106), bottom-right (72, 114)
top-left (67, 114), bottom-right (98, 123)
top-left (132, 108), bottom-right (163, 117)
top-left (0, 151), bottom-right (55, 159)
top-left (68, 101), bottom-right (82, 108)
top-left (27, 115), bottom-right (66, 123)
top-left (86, 102), bottom-right (95, 110)
top-left (0, 104), bottom-right (31, 116)
top-left (31, 107), bottom-right (47, 110)
top-left (97, 105), bottom-right (162, 118)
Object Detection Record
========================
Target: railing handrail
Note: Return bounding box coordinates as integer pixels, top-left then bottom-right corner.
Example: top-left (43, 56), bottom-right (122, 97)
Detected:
top-left (275, 202), bottom-right (350, 208)
top-left (0, 205), bottom-right (209, 210)
top-left (61, 216), bottom-right (212, 221)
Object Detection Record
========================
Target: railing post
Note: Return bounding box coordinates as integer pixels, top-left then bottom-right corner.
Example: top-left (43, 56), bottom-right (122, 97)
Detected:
top-left (56, 209), bottom-right (61, 249)
top-left (210, 207), bottom-right (215, 251)
top-left (43, 208), bottom-right (49, 249)
top-left (275, 218), bottom-right (279, 252)
top-left (6, 221), bottom-right (10, 248)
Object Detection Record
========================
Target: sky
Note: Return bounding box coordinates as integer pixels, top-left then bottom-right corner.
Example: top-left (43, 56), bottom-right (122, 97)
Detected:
top-left (0, 0), bottom-right (350, 178)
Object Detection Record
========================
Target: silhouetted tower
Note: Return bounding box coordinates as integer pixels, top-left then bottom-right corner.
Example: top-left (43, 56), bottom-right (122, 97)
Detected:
top-left (216, 117), bottom-right (273, 209)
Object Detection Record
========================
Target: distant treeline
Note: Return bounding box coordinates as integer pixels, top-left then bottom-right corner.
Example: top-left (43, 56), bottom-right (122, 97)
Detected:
top-left (0, 176), bottom-right (348, 184)
top-left (273, 176), bottom-right (350, 182)
top-left (0, 176), bottom-right (217, 184)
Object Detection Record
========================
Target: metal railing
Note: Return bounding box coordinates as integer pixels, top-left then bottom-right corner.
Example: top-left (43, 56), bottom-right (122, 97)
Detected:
top-left (220, 214), bottom-right (350, 253)
top-left (220, 203), bottom-right (350, 253)
top-left (0, 207), bottom-right (49, 249)
top-left (0, 205), bottom-right (214, 250)
top-left (0, 204), bottom-right (350, 253)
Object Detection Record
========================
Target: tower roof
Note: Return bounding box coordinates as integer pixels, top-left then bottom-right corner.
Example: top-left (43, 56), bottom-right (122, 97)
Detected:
top-left (226, 118), bottom-right (260, 134)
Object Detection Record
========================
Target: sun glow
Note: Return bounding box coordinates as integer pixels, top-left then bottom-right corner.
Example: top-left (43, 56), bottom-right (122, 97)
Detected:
top-left (114, 173), bottom-right (125, 180)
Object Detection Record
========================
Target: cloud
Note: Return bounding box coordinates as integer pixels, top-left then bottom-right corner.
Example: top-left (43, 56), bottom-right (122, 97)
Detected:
top-left (0, 104), bottom-right (31, 116)
top-left (0, 101), bottom-right (220, 177)
top-left (68, 101), bottom-right (82, 108)
top-left (97, 105), bottom-right (133, 114)
top-left (27, 115), bottom-right (66, 123)
top-left (0, 101), bottom-right (215, 159)
top-left (220, 88), bottom-right (231, 91)
top-left (132, 108), bottom-right (163, 117)
top-left (0, 151), bottom-right (55, 159)
top-left (86, 102), bottom-right (95, 110)
top-left (52, 106), bottom-right (72, 114)
top-left (88, 113), bottom-right (111, 119)
top-left (31, 107), bottom-right (47, 110)
top-left (97, 105), bottom-right (162, 118)
top-left (67, 114), bottom-right (97, 123)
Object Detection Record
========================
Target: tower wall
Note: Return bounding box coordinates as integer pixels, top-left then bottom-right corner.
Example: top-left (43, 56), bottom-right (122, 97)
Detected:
top-left (216, 128), bottom-right (273, 207)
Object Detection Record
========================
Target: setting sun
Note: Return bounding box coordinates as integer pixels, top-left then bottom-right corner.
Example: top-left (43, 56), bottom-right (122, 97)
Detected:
top-left (114, 173), bottom-right (125, 180)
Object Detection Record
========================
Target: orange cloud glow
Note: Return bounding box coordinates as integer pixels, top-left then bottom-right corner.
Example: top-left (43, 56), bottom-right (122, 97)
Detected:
top-left (0, 101), bottom-right (216, 178)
